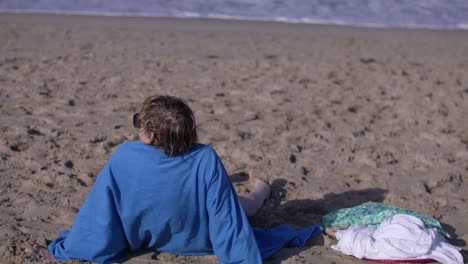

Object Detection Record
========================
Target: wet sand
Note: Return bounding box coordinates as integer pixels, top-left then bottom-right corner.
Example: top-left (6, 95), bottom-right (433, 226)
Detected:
top-left (0, 13), bottom-right (467, 263)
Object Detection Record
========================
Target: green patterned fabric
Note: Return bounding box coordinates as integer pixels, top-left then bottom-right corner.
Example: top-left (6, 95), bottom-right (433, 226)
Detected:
top-left (322, 202), bottom-right (450, 238)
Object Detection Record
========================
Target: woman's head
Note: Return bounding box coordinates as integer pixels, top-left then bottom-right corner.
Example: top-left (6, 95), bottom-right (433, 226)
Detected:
top-left (135, 95), bottom-right (198, 156)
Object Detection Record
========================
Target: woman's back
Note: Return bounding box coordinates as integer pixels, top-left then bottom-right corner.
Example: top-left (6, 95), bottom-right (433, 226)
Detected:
top-left (111, 141), bottom-right (217, 254)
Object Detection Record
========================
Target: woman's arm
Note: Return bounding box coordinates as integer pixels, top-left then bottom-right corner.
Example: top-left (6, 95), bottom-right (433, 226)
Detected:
top-left (48, 163), bottom-right (128, 263)
top-left (205, 154), bottom-right (262, 264)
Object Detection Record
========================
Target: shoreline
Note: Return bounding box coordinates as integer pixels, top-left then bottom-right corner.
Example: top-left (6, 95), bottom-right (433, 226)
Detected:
top-left (2, 12), bottom-right (468, 35)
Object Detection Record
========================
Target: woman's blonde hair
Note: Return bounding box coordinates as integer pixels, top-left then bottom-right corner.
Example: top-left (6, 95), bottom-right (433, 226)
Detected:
top-left (139, 95), bottom-right (197, 156)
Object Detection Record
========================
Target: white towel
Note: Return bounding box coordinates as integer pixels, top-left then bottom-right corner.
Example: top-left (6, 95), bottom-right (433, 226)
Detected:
top-left (331, 214), bottom-right (463, 264)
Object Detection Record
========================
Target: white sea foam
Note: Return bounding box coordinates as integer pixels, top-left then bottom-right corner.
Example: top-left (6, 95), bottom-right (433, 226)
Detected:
top-left (456, 23), bottom-right (468, 30)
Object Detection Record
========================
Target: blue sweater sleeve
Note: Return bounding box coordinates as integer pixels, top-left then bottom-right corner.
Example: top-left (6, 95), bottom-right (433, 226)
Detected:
top-left (48, 162), bottom-right (128, 264)
top-left (205, 154), bottom-right (262, 264)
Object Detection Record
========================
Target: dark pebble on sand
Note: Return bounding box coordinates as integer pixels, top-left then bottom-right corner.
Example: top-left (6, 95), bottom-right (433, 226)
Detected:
top-left (327, 71), bottom-right (337, 79)
top-left (360, 58), bottom-right (376, 64)
top-left (301, 167), bottom-right (309, 175)
top-left (289, 154), bottom-right (296, 163)
top-left (27, 128), bottom-right (44, 136)
top-left (64, 161), bottom-right (74, 169)
top-left (296, 145), bottom-right (303, 152)
top-left (104, 141), bottom-right (117, 150)
top-left (89, 136), bottom-right (106, 144)
top-left (230, 171), bottom-right (249, 183)
top-left (45, 183), bottom-right (54, 188)
top-left (9, 144), bottom-right (21, 152)
top-left (68, 99), bottom-right (75, 106)
top-left (348, 106), bottom-right (358, 113)
top-left (238, 131), bottom-right (251, 140)
top-left (215, 92), bottom-right (224, 97)
top-left (353, 130), bottom-right (366, 137)
top-left (75, 178), bottom-right (87, 187)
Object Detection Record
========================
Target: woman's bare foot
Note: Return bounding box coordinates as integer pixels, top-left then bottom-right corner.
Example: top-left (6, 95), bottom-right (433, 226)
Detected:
top-left (238, 167), bottom-right (271, 216)
top-left (248, 167), bottom-right (271, 201)
top-left (252, 179), bottom-right (271, 203)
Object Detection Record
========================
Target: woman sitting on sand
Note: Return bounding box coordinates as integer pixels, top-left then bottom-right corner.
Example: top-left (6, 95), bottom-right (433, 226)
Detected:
top-left (46, 95), bottom-right (271, 263)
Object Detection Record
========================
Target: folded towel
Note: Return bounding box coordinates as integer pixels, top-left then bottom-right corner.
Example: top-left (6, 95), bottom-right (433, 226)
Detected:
top-left (331, 214), bottom-right (463, 264)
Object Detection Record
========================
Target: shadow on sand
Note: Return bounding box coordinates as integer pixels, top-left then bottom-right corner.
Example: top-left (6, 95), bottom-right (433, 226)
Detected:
top-left (250, 178), bottom-right (387, 228)
top-left (248, 178), bottom-right (387, 263)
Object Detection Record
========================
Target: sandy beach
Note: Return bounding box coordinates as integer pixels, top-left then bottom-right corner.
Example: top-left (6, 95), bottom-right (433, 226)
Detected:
top-left (0, 13), bottom-right (467, 263)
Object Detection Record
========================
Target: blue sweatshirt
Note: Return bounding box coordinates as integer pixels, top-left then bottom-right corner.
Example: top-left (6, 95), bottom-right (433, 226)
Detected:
top-left (49, 141), bottom-right (263, 263)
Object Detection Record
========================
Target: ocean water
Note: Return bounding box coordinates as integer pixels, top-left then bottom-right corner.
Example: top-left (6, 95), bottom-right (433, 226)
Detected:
top-left (1, 0), bottom-right (468, 30)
